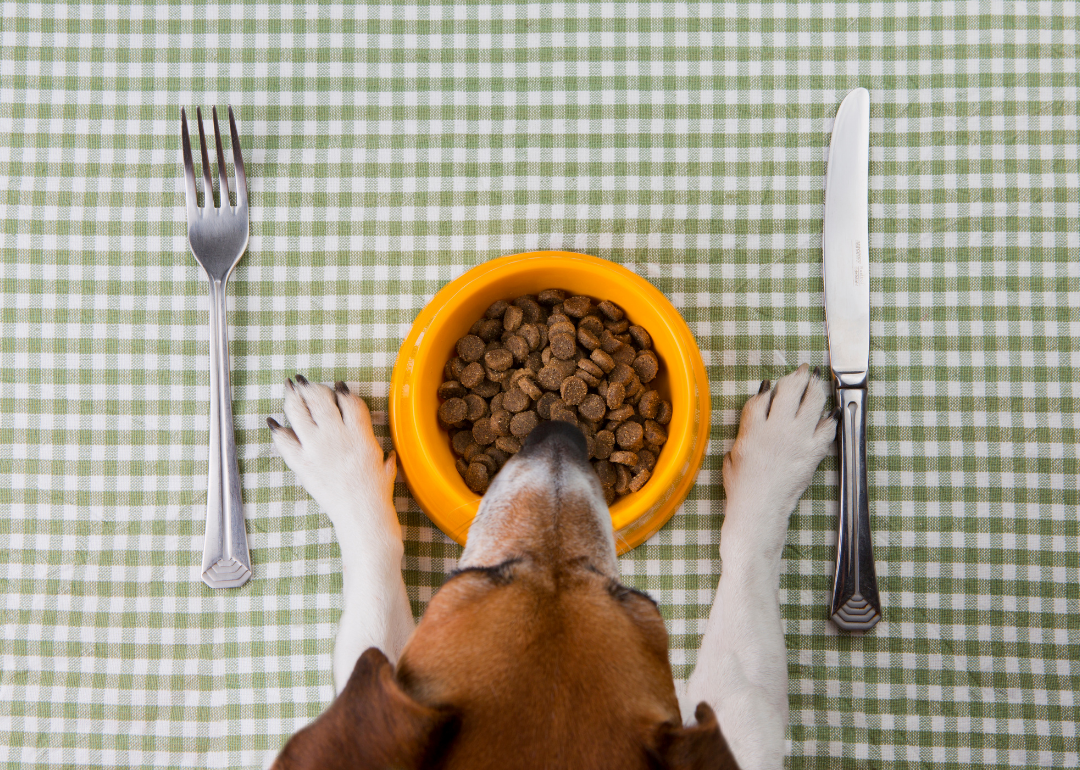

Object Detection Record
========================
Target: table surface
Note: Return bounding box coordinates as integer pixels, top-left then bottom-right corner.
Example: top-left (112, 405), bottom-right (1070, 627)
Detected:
top-left (1, 2), bottom-right (1077, 768)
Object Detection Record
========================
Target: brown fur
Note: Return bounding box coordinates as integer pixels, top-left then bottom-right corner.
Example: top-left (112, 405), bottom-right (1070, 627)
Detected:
top-left (274, 456), bottom-right (739, 769)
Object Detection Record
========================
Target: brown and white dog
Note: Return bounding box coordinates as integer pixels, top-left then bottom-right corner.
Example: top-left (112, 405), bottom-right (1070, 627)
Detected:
top-left (265, 364), bottom-right (836, 770)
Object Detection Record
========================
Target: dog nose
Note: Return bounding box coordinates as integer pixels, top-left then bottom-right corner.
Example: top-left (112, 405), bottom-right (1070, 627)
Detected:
top-left (519, 419), bottom-right (589, 462)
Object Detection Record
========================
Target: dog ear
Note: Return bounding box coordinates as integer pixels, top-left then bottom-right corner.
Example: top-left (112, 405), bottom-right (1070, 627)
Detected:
top-left (272, 647), bottom-right (456, 770)
top-left (651, 702), bottom-right (741, 770)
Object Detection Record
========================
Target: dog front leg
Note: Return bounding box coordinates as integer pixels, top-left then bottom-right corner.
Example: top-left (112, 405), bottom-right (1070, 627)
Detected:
top-left (680, 365), bottom-right (837, 770)
top-left (269, 377), bottom-right (415, 694)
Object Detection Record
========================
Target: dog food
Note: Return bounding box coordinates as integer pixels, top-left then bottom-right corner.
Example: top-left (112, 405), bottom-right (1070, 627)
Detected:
top-left (438, 291), bottom-right (671, 502)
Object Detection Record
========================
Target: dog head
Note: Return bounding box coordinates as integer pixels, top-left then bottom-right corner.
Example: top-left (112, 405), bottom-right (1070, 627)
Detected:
top-left (273, 421), bottom-right (738, 770)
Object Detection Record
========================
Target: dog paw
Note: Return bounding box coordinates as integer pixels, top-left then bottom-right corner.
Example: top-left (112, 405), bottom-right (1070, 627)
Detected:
top-left (268, 377), bottom-right (399, 538)
top-left (722, 364), bottom-right (837, 528)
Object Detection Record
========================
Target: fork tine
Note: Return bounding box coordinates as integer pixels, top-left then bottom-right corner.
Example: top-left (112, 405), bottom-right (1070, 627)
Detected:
top-left (228, 106), bottom-right (248, 211)
top-left (196, 107), bottom-right (216, 209)
top-left (180, 108), bottom-right (199, 217)
top-left (211, 107), bottom-right (231, 210)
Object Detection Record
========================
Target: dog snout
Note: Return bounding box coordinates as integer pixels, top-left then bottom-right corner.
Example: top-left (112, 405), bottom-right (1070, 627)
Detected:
top-left (518, 419), bottom-right (589, 464)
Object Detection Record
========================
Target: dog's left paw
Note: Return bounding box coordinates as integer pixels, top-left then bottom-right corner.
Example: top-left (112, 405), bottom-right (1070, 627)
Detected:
top-left (268, 377), bottom-right (399, 538)
top-left (722, 364), bottom-right (837, 529)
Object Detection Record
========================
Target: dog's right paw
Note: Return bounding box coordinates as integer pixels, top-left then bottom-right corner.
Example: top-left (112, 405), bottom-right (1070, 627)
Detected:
top-left (267, 376), bottom-right (399, 538)
top-left (722, 364), bottom-right (837, 528)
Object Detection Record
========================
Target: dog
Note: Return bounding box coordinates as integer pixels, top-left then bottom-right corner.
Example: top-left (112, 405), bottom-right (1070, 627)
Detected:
top-left (265, 364), bottom-right (836, 770)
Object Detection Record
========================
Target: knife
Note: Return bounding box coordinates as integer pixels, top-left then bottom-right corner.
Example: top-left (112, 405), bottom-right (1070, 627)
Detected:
top-left (823, 88), bottom-right (881, 631)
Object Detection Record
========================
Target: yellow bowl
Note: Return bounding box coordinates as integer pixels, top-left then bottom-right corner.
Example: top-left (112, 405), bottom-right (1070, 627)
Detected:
top-left (389, 251), bottom-right (710, 555)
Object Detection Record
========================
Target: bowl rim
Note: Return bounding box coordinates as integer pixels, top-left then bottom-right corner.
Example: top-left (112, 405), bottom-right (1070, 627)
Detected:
top-left (389, 250), bottom-right (711, 554)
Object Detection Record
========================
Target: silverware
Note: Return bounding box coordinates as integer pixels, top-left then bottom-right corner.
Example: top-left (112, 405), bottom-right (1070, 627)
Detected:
top-left (181, 106), bottom-right (252, 589)
top-left (823, 88), bottom-right (880, 630)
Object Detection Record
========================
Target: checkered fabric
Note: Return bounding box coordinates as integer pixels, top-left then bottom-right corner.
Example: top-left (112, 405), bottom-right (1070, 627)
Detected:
top-left (1, 1), bottom-right (1077, 767)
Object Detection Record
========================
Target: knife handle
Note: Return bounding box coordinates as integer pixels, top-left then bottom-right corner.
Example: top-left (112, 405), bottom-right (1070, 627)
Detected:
top-left (830, 386), bottom-right (881, 630)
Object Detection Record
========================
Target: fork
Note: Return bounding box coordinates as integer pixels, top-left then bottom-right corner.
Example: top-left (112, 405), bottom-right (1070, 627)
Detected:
top-left (181, 106), bottom-right (252, 589)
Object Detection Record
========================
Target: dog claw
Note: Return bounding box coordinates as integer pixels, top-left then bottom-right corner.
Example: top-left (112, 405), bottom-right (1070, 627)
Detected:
top-left (759, 379), bottom-right (771, 394)
top-left (295, 374), bottom-right (309, 385)
top-left (286, 378), bottom-right (295, 391)
top-left (813, 366), bottom-right (821, 379)
top-left (335, 381), bottom-right (350, 395)
top-left (267, 416), bottom-right (281, 431)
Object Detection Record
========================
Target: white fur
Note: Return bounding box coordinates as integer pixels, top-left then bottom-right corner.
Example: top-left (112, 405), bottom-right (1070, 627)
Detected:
top-left (678, 364), bottom-right (836, 770)
top-left (269, 379), bottom-right (415, 693)
top-left (271, 365), bottom-right (834, 769)
top-left (459, 447), bottom-right (619, 577)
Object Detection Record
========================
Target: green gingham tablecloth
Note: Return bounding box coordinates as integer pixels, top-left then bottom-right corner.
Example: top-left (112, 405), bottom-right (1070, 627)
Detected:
top-left (1, 1), bottom-right (1077, 767)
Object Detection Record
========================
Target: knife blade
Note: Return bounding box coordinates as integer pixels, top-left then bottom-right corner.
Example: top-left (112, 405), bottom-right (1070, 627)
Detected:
top-left (823, 87), bottom-right (881, 631)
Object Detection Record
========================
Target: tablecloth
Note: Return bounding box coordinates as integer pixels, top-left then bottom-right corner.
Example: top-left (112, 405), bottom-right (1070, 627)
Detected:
top-left (1, 1), bottom-right (1077, 767)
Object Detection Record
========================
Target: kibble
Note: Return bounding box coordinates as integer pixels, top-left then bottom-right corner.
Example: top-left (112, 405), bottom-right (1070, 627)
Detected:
top-left (633, 350), bottom-right (660, 383)
top-left (562, 296), bottom-right (592, 317)
top-left (550, 402), bottom-right (578, 425)
top-left (578, 359), bottom-right (604, 379)
top-left (538, 288), bottom-right (566, 306)
top-left (471, 380), bottom-right (501, 399)
top-left (457, 334), bottom-right (486, 362)
top-left (440, 289), bottom-right (668, 501)
top-left (594, 430), bottom-right (615, 459)
top-left (465, 462), bottom-right (490, 493)
top-left (549, 333), bottom-right (577, 360)
top-left (463, 442), bottom-right (484, 463)
top-left (606, 404), bottom-right (636, 424)
top-left (472, 418), bottom-right (497, 446)
top-left (495, 435), bottom-right (522, 454)
top-left (510, 410), bottom-right (539, 437)
top-left (576, 369), bottom-right (601, 387)
top-left (490, 409), bottom-right (512, 436)
top-left (577, 327), bottom-right (600, 351)
top-left (629, 468), bottom-right (651, 492)
top-left (536, 392), bottom-right (559, 420)
top-left (579, 316), bottom-right (604, 337)
top-left (519, 324), bottom-right (540, 351)
top-left (594, 458), bottom-right (617, 487)
top-left (628, 325), bottom-right (652, 349)
top-left (460, 362), bottom-right (485, 389)
top-left (616, 421), bottom-right (645, 451)
top-left (485, 348), bottom-right (513, 372)
top-left (473, 453), bottom-right (498, 475)
top-left (514, 296), bottom-right (545, 324)
top-left (439, 398), bottom-right (468, 425)
top-left (452, 430), bottom-right (475, 455)
top-left (438, 380), bottom-right (467, 400)
top-left (478, 319), bottom-right (503, 341)
top-left (637, 390), bottom-right (661, 420)
top-left (578, 393), bottom-right (607, 422)
top-left (600, 330), bottom-right (623, 354)
top-left (503, 388), bottom-right (531, 413)
top-left (612, 345), bottom-right (637, 366)
top-left (644, 419), bottom-right (668, 446)
top-left (464, 394), bottom-right (489, 421)
top-left (597, 300), bottom-right (624, 322)
top-left (606, 381), bottom-right (626, 409)
top-left (537, 364), bottom-right (565, 391)
top-left (590, 348), bottom-right (615, 373)
top-left (610, 450), bottom-right (639, 467)
top-left (518, 377), bottom-right (543, 400)
top-left (560, 376), bottom-right (588, 406)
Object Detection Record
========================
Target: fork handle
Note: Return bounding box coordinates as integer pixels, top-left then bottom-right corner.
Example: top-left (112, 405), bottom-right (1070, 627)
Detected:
top-left (200, 276), bottom-right (252, 588)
